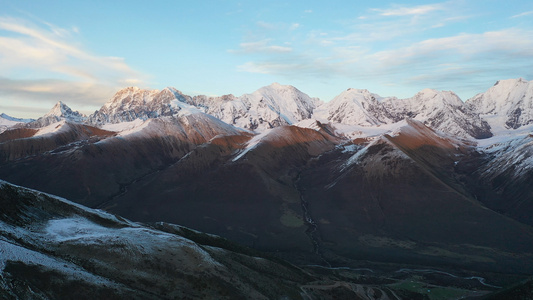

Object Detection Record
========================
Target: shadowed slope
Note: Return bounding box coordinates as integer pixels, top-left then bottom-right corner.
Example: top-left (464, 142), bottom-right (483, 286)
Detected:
top-left (0, 180), bottom-right (320, 299)
top-left (296, 120), bottom-right (533, 274)
top-left (0, 114), bottom-right (245, 207)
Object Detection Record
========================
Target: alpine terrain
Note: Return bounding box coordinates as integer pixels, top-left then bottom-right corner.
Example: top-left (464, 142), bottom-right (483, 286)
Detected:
top-left (1, 78), bottom-right (533, 299)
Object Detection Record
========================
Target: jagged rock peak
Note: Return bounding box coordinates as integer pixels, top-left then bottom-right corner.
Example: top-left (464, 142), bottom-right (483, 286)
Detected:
top-left (90, 86), bottom-right (200, 125)
top-left (43, 101), bottom-right (84, 118)
top-left (24, 101), bottom-right (86, 128)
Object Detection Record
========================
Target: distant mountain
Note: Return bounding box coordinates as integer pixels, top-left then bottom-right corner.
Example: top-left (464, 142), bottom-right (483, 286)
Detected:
top-left (88, 87), bottom-right (192, 124)
top-left (313, 88), bottom-right (392, 126)
top-left (28, 101), bottom-right (87, 128)
top-left (314, 88), bottom-right (492, 139)
top-left (88, 83), bottom-right (318, 132)
top-left (1, 79), bottom-right (533, 297)
top-left (8, 78), bottom-right (533, 140)
top-left (188, 83), bottom-right (319, 131)
top-left (0, 113), bottom-right (33, 125)
top-left (0, 113), bottom-right (34, 134)
top-left (466, 78), bottom-right (533, 131)
top-left (384, 89), bottom-right (492, 139)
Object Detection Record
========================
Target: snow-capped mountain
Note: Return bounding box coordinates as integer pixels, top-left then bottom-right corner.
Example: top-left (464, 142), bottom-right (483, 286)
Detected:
top-left (0, 113), bottom-right (34, 134)
top-left (466, 78), bottom-right (533, 131)
top-left (89, 86), bottom-right (192, 124)
top-left (314, 88), bottom-right (491, 139)
top-left (186, 82), bottom-right (319, 131)
top-left (2, 79), bottom-right (533, 296)
top-left (29, 101), bottom-right (87, 128)
top-left (3, 78), bottom-right (532, 140)
top-left (383, 89), bottom-right (492, 139)
top-left (313, 88), bottom-right (392, 126)
top-left (0, 113), bottom-right (33, 126)
top-left (88, 83), bottom-right (319, 132)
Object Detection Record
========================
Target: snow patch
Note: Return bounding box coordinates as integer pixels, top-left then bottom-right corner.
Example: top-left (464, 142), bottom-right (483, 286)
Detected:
top-left (33, 120), bottom-right (68, 137)
top-left (100, 118), bottom-right (146, 133)
top-left (0, 239), bottom-right (120, 286)
top-left (232, 130), bottom-right (271, 161)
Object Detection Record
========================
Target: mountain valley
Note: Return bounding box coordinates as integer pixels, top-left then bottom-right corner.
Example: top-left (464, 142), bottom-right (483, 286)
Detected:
top-left (1, 78), bottom-right (533, 299)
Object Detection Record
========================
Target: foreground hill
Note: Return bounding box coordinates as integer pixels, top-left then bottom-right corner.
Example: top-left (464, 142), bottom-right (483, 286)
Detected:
top-left (4, 180), bottom-right (513, 299)
top-left (0, 180), bottom-right (321, 299)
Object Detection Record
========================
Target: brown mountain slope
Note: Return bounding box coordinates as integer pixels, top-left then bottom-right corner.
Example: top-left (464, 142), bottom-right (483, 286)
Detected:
top-left (0, 114), bottom-right (245, 207)
top-left (296, 121), bottom-right (533, 274)
top-left (102, 125), bottom-right (341, 261)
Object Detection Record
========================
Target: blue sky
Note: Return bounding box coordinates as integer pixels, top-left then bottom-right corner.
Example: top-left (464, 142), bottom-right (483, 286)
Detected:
top-left (1, 0), bottom-right (532, 118)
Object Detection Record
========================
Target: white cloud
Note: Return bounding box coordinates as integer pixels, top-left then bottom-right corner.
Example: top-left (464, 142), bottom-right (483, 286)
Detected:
top-left (232, 39), bottom-right (292, 54)
top-left (229, 1), bottom-right (532, 99)
top-left (235, 27), bottom-right (533, 97)
top-left (0, 77), bottom-right (120, 117)
top-left (369, 29), bottom-right (533, 66)
top-left (290, 23), bottom-right (300, 30)
top-left (0, 16), bottom-right (145, 116)
top-left (372, 3), bottom-right (445, 16)
top-left (511, 10), bottom-right (533, 18)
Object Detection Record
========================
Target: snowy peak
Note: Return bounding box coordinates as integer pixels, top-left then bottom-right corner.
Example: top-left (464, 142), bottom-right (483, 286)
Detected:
top-left (411, 89), bottom-right (464, 108)
top-left (90, 86), bottom-right (196, 124)
top-left (313, 86), bottom-right (490, 139)
top-left (0, 113), bottom-right (33, 134)
top-left (381, 89), bottom-right (491, 139)
top-left (185, 83), bottom-right (318, 131)
top-left (43, 101), bottom-right (86, 120)
top-left (466, 78), bottom-right (533, 130)
top-left (314, 88), bottom-right (391, 126)
top-left (384, 89), bottom-right (465, 120)
top-left (27, 101), bottom-right (87, 128)
top-left (101, 87), bottom-right (162, 111)
top-left (11, 78), bottom-right (531, 138)
top-left (0, 113), bottom-right (33, 128)
top-left (246, 82), bottom-right (317, 124)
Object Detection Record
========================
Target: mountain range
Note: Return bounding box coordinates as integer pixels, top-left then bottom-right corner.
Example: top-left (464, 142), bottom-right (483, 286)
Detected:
top-left (1, 78), bottom-right (533, 299)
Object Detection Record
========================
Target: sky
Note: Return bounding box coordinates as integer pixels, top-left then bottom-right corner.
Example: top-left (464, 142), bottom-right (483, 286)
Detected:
top-left (1, 0), bottom-right (532, 118)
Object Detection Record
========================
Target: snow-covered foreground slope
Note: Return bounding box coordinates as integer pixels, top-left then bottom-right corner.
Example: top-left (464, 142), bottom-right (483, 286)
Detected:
top-left (0, 180), bottom-right (321, 299)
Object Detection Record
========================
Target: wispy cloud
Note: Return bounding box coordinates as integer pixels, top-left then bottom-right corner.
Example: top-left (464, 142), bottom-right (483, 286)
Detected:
top-left (235, 27), bottom-right (533, 98)
top-left (0, 16), bottom-right (145, 116)
top-left (0, 76), bottom-right (120, 117)
top-left (511, 10), bottom-right (533, 18)
top-left (372, 3), bottom-right (445, 16)
top-left (369, 29), bottom-right (533, 66)
top-left (230, 39), bottom-right (293, 54)
top-left (0, 77), bottom-right (118, 105)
